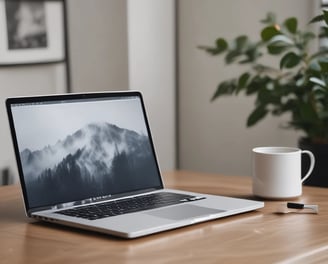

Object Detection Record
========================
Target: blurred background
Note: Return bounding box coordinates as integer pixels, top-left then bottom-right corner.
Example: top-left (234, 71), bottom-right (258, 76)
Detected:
top-left (0, 0), bottom-right (322, 185)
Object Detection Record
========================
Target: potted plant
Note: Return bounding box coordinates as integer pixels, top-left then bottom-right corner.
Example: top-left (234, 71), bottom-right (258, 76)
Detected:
top-left (199, 11), bottom-right (328, 187)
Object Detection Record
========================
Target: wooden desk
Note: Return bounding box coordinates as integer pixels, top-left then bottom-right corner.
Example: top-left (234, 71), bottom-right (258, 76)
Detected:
top-left (1, 171), bottom-right (327, 263)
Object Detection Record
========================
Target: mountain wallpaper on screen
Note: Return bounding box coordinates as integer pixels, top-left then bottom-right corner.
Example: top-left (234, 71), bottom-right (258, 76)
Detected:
top-left (20, 122), bottom-right (160, 208)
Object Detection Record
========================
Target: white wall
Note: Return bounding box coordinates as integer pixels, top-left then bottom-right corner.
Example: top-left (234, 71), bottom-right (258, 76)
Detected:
top-left (67, 0), bottom-right (128, 93)
top-left (178, 0), bottom-right (319, 176)
top-left (127, 0), bottom-right (176, 171)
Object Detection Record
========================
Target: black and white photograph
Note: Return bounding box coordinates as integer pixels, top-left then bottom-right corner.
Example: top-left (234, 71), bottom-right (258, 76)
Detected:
top-left (0, 0), bottom-right (65, 65)
top-left (11, 98), bottom-right (160, 208)
top-left (5, 0), bottom-right (47, 50)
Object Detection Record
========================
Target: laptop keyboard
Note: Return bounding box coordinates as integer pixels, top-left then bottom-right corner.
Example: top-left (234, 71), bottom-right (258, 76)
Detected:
top-left (55, 192), bottom-right (205, 220)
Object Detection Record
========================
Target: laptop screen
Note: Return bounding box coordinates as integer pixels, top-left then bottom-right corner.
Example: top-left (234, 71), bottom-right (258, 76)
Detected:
top-left (7, 92), bottom-right (163, 211)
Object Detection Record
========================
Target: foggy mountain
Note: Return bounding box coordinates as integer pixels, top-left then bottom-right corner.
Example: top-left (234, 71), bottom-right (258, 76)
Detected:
top-left (21, 123), bottom-right (159, 207)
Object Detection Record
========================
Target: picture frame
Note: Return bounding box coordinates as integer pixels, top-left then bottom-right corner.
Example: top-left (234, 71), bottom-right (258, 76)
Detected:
top-left (0, 0), bottom-right (66, 65)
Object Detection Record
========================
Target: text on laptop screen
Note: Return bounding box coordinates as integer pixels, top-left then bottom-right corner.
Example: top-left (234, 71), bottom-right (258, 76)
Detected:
top-left (10, 95), bottom-right (162, 209)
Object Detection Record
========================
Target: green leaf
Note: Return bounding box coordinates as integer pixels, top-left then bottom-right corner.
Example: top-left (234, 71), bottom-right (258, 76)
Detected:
top-left (269, 35), bottom-right (294, 45)
top-left (303, 32), bottom-right (316, 41)
top-left (267, 35), bottom-right (295, 55)
top-left (247, 106), bottom-right (268, 127)
top-left (267, 42), bottom-right (288, 54)
top-left (253, 64), bottom-right (275, 73)
top-left (280, 52), bottom-right (302, 69)
top-left (309, 14), bottom-right (323, 24)
top-left (211, 81), bottom-right (237, 101)
top-left (308, 60), bottom-right (321, 71)
top-left (197, 46), bottom-right (218, 55)
top-left (299, 102), bottom-right (318, 122)
top-left (225, 50), bottom-right (240, 64)
top-left (309, 77), bottom-right (326, 87)
top-left (238, 73), bottom-right (250, 89)
top-left (323, 10), bottom-right (328, 26)
top-left (284, 17), bottom-right (297, 34)
top-left (215, 38), bottom-right (228, 52)
top-left (198, 38), bottom-right (228, 55)
top-left (198, 46), bottom-right (226, 56)
top-left (319, 61), bottom-right (328, 72)
top-left (261, 26), bottom-right (281, 41)
top-left (319, 27), bottom-right (328, 38)
top-left (235, 35), bottom-right (248, 50)
top-left (239, 46), bottom-right (262, 63)
top-left (246, 78), bottom-right (263, 95)
top-left (257, 85), bottom-right (280, 105)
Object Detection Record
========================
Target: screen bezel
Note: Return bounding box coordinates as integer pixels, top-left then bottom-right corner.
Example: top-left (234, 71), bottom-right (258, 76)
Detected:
top-left (6, 91), bottom-right (164, 216)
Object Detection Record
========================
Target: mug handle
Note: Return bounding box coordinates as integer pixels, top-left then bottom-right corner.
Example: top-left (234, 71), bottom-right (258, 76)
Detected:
top-left (301, 150), bottom-right (315, 183)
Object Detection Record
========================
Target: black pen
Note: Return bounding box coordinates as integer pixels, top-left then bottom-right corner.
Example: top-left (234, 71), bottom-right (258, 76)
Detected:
top-left (287, 202), bottom-right (319, 213)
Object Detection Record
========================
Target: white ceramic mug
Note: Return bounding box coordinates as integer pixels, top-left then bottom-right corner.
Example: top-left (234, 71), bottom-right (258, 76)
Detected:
top-left (252, 147), bottom-right (315, 199)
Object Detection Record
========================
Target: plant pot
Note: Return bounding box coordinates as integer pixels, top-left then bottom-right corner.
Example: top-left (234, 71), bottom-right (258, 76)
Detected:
top-left (299, 138), bottom-right (328, 187)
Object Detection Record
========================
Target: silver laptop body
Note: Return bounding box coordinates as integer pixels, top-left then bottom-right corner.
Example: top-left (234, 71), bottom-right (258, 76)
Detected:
top-left (6, 91), bottom-right (264, 239)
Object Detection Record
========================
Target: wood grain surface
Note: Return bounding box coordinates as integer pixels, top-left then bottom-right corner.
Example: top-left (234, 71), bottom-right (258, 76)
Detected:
top-left (1, 170), bottom-right (327, 263)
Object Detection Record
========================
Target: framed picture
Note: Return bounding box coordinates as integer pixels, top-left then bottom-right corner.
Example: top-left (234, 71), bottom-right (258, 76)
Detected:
top-left (0, 0), bottom-right (66, 65)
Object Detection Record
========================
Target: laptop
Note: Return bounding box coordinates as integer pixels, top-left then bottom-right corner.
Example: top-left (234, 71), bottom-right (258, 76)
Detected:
top-left (6, 91), bottom-right (264, 239)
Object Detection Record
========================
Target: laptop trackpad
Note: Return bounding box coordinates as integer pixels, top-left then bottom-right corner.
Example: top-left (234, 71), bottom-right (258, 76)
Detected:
top-left (145, 204), bottom-right (224, 220)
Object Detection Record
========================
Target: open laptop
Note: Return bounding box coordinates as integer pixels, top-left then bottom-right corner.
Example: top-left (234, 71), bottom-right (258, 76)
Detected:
top-left (6, 91), bottom-right (264, 238)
